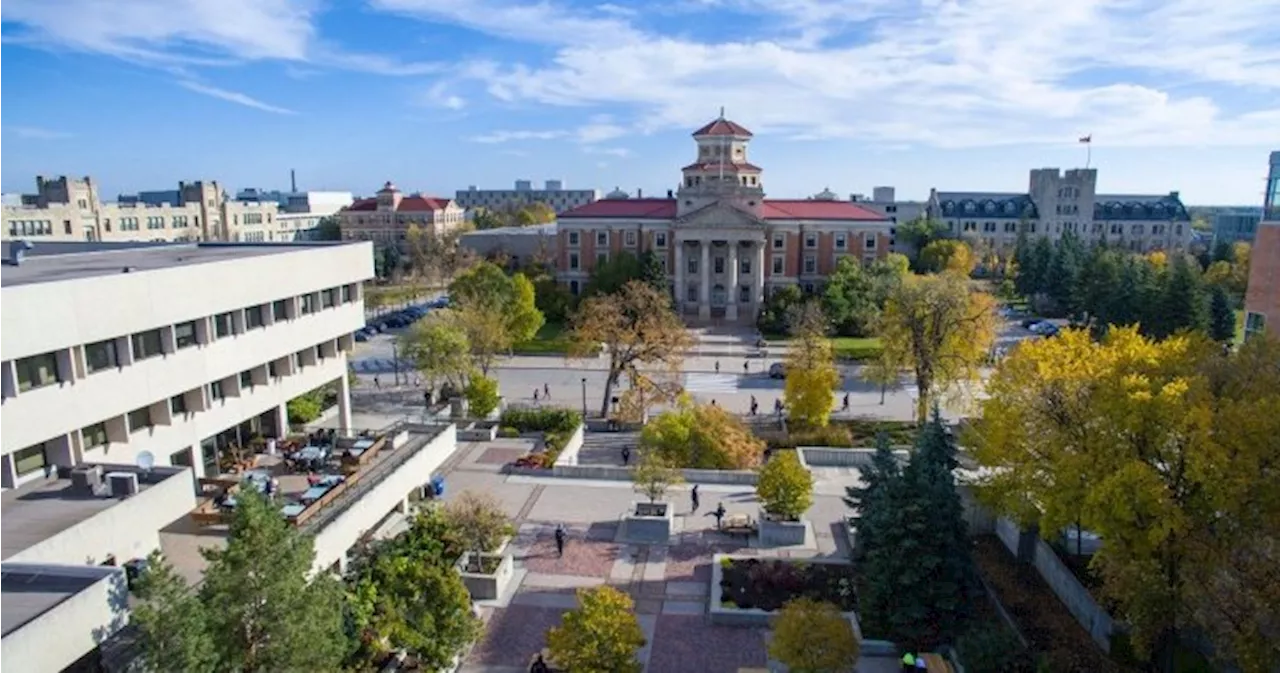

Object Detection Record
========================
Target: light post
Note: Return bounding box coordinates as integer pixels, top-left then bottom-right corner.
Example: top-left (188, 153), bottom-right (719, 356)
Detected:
top-left (581, 377), bottom-right (588, 420)
top-left (392, 340), bottom-right (400, 387)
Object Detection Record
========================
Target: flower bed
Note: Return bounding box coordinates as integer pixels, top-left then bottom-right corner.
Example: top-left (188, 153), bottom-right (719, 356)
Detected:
top-left (973, 536), bottom-right (1129, 673)
top-left (718, 558), bottom-right (858, 612)
top-left (501, 407), bottom-right (583, 469)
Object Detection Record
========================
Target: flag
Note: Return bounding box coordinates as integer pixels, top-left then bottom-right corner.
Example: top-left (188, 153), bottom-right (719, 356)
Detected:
top-left (1079, 135), bottom-right (1092, 143)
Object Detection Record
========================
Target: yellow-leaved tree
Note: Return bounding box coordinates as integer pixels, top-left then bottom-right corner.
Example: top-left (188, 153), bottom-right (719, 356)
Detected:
top-left (769, 598), bottom-right (861, 673)
top-left (972, 328), bottom-right (1280, 669)
top-left (918, 239), bottom-right (975, 276)
top-left (546, 586), bottom-right (645, 673)
top-left (876, 273), bottom-right (997, 422)
top-left (640, 395), bottom-right (765, 469)
top-left (784, 301), bottom-right (841, 428)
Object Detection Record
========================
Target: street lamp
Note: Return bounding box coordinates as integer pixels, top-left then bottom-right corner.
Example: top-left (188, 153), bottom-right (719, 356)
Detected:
top-left (581, 377), bottom-right (588, 420)
top-left (392, 340), bottom-right (400, 387)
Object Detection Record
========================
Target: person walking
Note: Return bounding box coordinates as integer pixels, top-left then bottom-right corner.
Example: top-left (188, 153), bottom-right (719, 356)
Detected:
top-left (774, 398), bottom-right (784, 416)
top-left (750, 395), bottom-right (758, 416)
top-left (543, 383), bottom-right (551, 399)
top-left (373, 375), bottom-right (381, 389)
top-left (715, 360), bottom-right (721, 373)
top-left (554, 524), bottom-right (567, 558)
top-left (534, 388), bottom-right (540, 402)
top-left (842, 393), bottom-right (850, 412)
top-left (690, 484), bottom-right (700, 513)
top-left (621, 445), bottom-right (631, 466)
top-left (743, 360), bottom-right (749, 375)
top-left (710, 501), bottom-right (727, 530)
top-left (530, 653), bottom-right (550, 673)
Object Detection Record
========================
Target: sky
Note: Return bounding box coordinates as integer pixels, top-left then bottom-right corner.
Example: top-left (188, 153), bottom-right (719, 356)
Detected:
top-left (2, 0), bottom-right (1279, 206)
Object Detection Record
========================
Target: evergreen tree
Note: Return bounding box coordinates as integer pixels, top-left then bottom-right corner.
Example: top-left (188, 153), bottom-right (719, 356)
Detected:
top-left (843, 432), bottom-right (900, 561)
top-left (1211, 239), bottom-right (1234, 263)
top-left (1028, 236), bottom-right (1054, 299)
top-left (1046, 234), bottom-right (1083, 317)
top-left (1078, 246), bottom-right (1122, 335)
top-left (1011, 231), bottom-right (1034, 298)
top-left (1158, 254), bottom-right (1208, 338)
top-left (1208, 284), bottom-right (1235, 343)
top-left (637, 250), bottom-right (668, 292)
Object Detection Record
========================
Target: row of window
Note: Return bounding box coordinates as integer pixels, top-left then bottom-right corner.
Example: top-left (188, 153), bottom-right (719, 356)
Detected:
top-left (946, 220), bottom-right (1186, 238)
top-left (7, 220), bottom-right (54, 236)
top-left (563, 231), bottom-right (879, 252)
top-left (11, 343), bottom-right (337, 478)
top-left (10, 286), bottom-right (355, 393)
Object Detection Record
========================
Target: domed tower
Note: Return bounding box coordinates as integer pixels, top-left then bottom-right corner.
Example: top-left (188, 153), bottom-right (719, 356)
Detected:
top-left (375, 181), bottom-right (402, 211)
top-left (676, 109), bottom-right (764, 217)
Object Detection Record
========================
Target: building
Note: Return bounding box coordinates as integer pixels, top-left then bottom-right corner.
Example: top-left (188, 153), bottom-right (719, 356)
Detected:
top-left (460, 222), bottom-right (557, 268)
top-left (2, 176), bottom-right (281, 244)
top-left (555, 114), bottom-right (894, 322)
top-left (0, 240), bottom-right (373, 490)
top-left (338, 181), bottom-right (466, 247)
top-left (236, 188), bottom-right (353, 242)
top-left (1243, 151), bottom-right (1280, 340)
top-left (927, 168), bottom-right (1192, 255)
top-left (456, 180), bottom-right (599, 214)
top-left (1212, 208), bottom-right (1262, 247)
top-left (849, 187), bottom-right (927, 254)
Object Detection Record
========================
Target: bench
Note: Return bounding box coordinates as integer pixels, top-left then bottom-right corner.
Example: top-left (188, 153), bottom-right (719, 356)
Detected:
top-left (720, 513), bottom-right (757, 541)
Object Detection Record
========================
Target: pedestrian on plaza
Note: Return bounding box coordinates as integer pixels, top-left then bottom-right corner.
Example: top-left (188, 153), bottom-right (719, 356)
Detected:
top-left (842, 393), bottom-right (850, 411)
top-left (424, 389), bottom-right (432, 406)
top-left (750, 395), bottom-right (758, 416)
top-left (711, 399), bottom-right (718, 407)
top-left (743, 360), bottom-right (749, 374)
top-left (553, 524), bottom-right (567, 558)
top-left (710, 501), bottom-right (727, 530)
top-left (621, 445), bottom-right (631, 466)
top-left (774, 398), bottom-right (784, 416)
top-left (715, 360), bottom-right (721, 373)
top-left (373, 375), bottom-right (381, 389)
top-left (544, 383), bottom-right (551, 398)
top-left (534, 388), bottom-right (540, 402)
top-left (413, 376), bottom-right (421, 387)
top-left (530, 653), bottom-right (550, 673)
top-left (691, 484), bottom-right (700, 513)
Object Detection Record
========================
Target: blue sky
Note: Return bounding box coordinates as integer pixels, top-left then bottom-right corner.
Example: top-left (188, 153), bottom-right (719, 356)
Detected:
top-left (3, 0), bottom-right (1279, 205)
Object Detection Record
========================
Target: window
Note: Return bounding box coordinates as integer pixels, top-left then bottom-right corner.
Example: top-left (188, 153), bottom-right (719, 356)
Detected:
top-left (625, 231), bottom-right (637, 247)
top-left (983, 221), bottom-right (996, 232)
top-left (1245, 312), bottom-right (1266, 338)
top-left (214, 313), bottom-right (233, 337)
top-left (835, 234), bottom-right (847, 250)
top-left (175, 321), bottom-right (198, 348)
top-left (741, 257), bottom-right (751, 274)
top-left (596, 231), bottom-right (609, 246)
top-left (131, 329), bottom-right (164, 360)
top-left (210, 381), bottom-right (225, 401)
top-left (171, 448), bottom-right (194, 469)
top-left (772, 256), bottom-right (784, 274)
top-left (170, 394), bottom-right (188, 415)
top-left (64, 220), bottom-right (73, 235)
top-left (341, 285), bottom-right (353, 303)
top-left (1132, 224), bottom-right (1145, 236)
top-left (655, 233), bottom-right (668, 248)
top-left (322, 289), bottom-right (337, 309)
top-left (569, 280), bottom-right (580, 296)
top-left (864, 235), bottom-right (876, 250)
top-left (128, 406), bottom-right (153, 433)
top-left (272, 299), bottom-right (289, 321)
top-left (686, 286), bottom-right (698, 302)
top-left (16, 352), bottom-right (62, 391)
top-left (773, 234), bottom-right (785, 249)
top-left (300, 294), bottom-right (317, 315)
top-left (84, 339), bottom-right (120, 374)
top-left (687, 256), bottom-right (698, 274)
top-left (804, 233), bottom-right (818, 249)
top-left (268, 361), bottom-right (280, 378)
top-left (14, 443), bottom-right (48, 476)
top-left (240, 370), bottom-right (255, 389)
top-left (569, 253), bottom-right (580, 270)
top-left (568, 231), bottom-right (580, 246)
top-left (245, 305), bottom-right (265, 329)
top-left (739, 286), bottom-right (750, 302)
top-left (82, 423), bottom-right (109, 449)
top-left (1004, 222), bottom-right (1018, 233)
top-left (803, 255), bottom-right (817, 274)
top-left (714, 256), bottom-right (725, 274)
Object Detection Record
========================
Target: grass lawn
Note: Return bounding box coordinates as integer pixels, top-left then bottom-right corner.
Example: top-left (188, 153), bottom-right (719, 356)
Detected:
top-left (761, 333), bottom-right (883, 361)
top-left (512, 321), bottom-right (573, 355)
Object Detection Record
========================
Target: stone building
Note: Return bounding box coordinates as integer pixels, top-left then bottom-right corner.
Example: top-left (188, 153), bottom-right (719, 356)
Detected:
top-left (337, 181), bottom-right (466, 248)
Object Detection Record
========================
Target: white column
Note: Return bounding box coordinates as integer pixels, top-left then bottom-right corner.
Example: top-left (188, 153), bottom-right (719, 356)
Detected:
top-left (755, 242), bottom-right (766, 309)
top-left (337, 372), bottom-right (353, 434)
top-left (274, 404), bottom-right (290, 438)
top-left (698, 241), bottom-right (711, 320)
top-left (726, 242), bottom-right (740, 321)
top-left (674, 243), bottom-right (685, 313)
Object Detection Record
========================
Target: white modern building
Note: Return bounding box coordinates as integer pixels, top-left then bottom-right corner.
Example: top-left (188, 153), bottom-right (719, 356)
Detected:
top-left (0, 240), bottom-right (374, 490)
top-left (456, 180), bottom-right (600, 214)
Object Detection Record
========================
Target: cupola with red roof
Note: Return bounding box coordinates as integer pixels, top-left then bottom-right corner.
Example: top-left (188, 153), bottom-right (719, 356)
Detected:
top-left (677, 108), bottom-right (764, 217)
top-left (375, 180), bottom-right (401, 211)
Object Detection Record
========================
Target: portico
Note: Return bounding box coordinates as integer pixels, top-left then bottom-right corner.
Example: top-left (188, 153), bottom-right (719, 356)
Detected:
top-left (673, 236), bottom-right (766, 321)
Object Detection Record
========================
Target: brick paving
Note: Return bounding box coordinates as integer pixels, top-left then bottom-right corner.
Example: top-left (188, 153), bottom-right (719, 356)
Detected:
top-left (520, 532), bottom-right (622, 579)
top-left (664, 542), bottom-right (747, 582)
top-left (647, 614), bottom-right (769, 673)
top-left (475, 446), bottom-right (528, 465)
top-left (466, 604), bottom-right (564, 667)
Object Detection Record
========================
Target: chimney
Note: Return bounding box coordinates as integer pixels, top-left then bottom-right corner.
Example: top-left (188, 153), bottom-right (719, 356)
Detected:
top-left (291, 169), bottom-right (297, 193)
top-left (1169, 191), bottom-right (1180, 200)
top-left (667, 189), bottom-right (674, 198)
top-left (637, 188), bottom-right (643, 198)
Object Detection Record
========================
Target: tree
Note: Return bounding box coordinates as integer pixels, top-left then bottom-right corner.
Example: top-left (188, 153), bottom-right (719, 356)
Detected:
top-left (404, 223), bottom-right (433, 280)
top-left (784, 306), bottom-right (841, 427)
top-left (756, 450), bottom-right (814, 521)
top-left (631, 451), bottom-right (684, 503)
top-left (918, 239), bottom-right (975, 276)
top-left (843, 432), bottom-right (901, 558)
top-left (1046, 233), bottom-right (1084, 317)
top-left (1157, 253), bottom-right (1207, 338)
top-left (876, 273), bottom-right (997, 422)
top-left (464, 374), bottom-right (501, 418)
top-left (471, 208), bottom-right (507, 230)
top-left (769, 598), bottom-right (861, 673)
top-left (640, 396), bottom-right (765, 469)
top-left (867, 253), bottom-right (910, 308)
top-left (1209, 285), bottom-right (1235, 343)
top-left (313, 215), bottom-right (341, 241)
top-left (516, 202), bottom-right (557, 225)
top-left (131, 551), bottom-right (217, 673)
top-left (758, 284), bottom-right (804, 335)
top-left (583, 251), bottom-right (644, 297)
top-left (546, 586), bottom-right (646, 673)
top-left (822, 256), bottom-right (880, 337)
top-left (400, 312), bottom-right (472, 392)
top-left (196, 490), bottom-right (347, 671)
top-left (569, 280), bottom-right (692, 417)
top-left (896, 216), bottom-right (950, 259)
top-left (444, 490), bottom-right (514, 570)
top-left (449, 262), bottom-right (544, 373)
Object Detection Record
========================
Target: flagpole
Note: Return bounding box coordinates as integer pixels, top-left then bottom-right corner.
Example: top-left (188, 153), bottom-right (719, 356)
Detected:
top-left (1086, 140), bottom-right (1092, 170)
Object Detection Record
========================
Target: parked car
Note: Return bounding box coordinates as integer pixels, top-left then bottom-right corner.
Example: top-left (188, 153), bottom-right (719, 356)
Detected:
top-left (354, 330), bottom-right (369, 342)
top-left (1021, 318), bottom-right (1044, 330)
top-left (768, 363), bottom-right (786, 379)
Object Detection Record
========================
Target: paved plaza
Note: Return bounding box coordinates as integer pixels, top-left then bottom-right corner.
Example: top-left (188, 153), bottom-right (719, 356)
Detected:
top-left (431, 438), bottom-right (896, 673)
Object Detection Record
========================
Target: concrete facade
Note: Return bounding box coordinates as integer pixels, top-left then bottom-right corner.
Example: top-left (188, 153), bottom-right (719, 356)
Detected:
top-left (0, 242), bottom-right (374, 490)
top-left (460, 223), bottom-right (557, 267)
top-left (1, 563), bottom-right (130, 673)
top-left (456, 180), bottom-right (599, 214)
top-left (1212, 209), bottom-right (1261, 247)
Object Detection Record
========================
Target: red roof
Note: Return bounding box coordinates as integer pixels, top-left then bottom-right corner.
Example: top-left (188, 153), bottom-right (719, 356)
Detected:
top-left (681, 161), bottom-right (763, 172)
top-left (345, 195), bottom-right (453, 212)
top-left (692, 118), bottom-right (753, 138)
top-left (761, 200), bottom-right (887, 221)
top-left (559, 198), bottom-right (887, 222)
top-left (559, 198), bottom-right (678, 219)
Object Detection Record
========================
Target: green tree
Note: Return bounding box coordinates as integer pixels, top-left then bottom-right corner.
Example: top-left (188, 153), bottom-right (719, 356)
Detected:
top-left (1158, 253), bottom-right (1207, 338)
top-left (313, 215), bottom-right (341, 241)
top-left (1209, 285), bottom-right (1235, 342)
top-left (867, 252), bottom-right (910, 307)
top-left (471, 208), bottom-right (507, 230)
top-left (400, 312), bottom-right (472, 392)
top-left (444, 490), bottom-right (514, 569)
top-left (758, 284), bottom-right (804, 335)
top-left (515, 202), bottom-right (557, 226)
top-left (546, 586), bottom-right (646, 673)
top-left (632, 451), bottom-right (684, 503)
top-left (197, 490), bottom-right (347, 671)
top-left (637, 249), bottom-right (668, 292)
top-left (842, 432), bottom-right (901, 559)
top-left (640, 396), bottom-right (765, 469)
top-left (821, 256), bottom-right (879, 337)
top-left (583, 251), bottom-right (645, 297)
top-left (1046, 233), bottom-right (1084, 317)
top-left (918, 239), bottom-right (975, 275)
top-left (464, 374), bottom-right (501, 418)
top-left (896, 217), bottom-right (950, 260)
top-left (131, 551), bottom-right (217, 673)
top-left (450, 262), bottom-right (544, 372)
top-left (756, 450), bottom-right (814, 521)
top-left (769, 598), bottom-right (861, 673)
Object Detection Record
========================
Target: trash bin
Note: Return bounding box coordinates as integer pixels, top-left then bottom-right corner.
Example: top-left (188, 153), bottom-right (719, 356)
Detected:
top-left (430, 475), bottom-right (445, 498)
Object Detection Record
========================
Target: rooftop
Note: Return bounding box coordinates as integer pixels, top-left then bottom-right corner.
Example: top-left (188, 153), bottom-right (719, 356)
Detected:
top-left (0, 241), bottom-right (361, 287)
top-left (345, 195), bottom-right (453, 212)
top-left (692, 117), bottom-right (754, 138)
top-left (559, 198), bottom-right (889, 221)
top-left (1, 563), bottom-right (122, 638)
top-left (461, 223), bottom-right (557, 237)
top-left (1, 465), bottom-right (187, 560)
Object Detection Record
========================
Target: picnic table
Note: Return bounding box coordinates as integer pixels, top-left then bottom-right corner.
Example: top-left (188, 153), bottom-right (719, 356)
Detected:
top-left (720, 513), bottom-right (757, 540)
top-left (295, 445), bottom-right (327, 462)
top-left (280, 503), bottom-right (306, 519)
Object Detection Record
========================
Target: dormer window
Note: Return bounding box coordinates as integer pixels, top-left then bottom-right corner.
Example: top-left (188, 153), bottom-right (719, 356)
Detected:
top-left (964, 201), bottom-right (976, 214)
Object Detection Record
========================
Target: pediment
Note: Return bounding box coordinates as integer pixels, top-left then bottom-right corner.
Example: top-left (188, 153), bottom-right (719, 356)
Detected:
top-left (675, 201), bottom-right (766, 228)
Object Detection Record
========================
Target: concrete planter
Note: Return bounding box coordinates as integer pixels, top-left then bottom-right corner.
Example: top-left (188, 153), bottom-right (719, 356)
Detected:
top-left (623, 501), bottom-right (673, 543)
top-left (759, 516), bottom-right (809, 547)
top-left (709, 553), bottom-right (861, 628)
top-left (456, 551), bottom-right (514, 601)
top-left (448, 397), bottom-right (469, 419)
top-left (458, 421), bottom-right (499, 442)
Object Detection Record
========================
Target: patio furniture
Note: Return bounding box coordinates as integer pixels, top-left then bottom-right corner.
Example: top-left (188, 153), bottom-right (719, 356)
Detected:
top-left (721, 513), bottom-right (757, 541)
top-left (280, 503), bottom-right (306, 519)
top-left (300, 485), bottom-right (330, 505)
top-left (295, 445), bottom-right (327, 463)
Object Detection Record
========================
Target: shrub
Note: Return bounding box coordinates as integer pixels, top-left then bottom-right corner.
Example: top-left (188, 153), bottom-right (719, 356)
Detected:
top-left (464, 375), bottom-right (501, 418)
top-left (787, 424), bottom-right (854, 448)
top-left (444, 491), bottom-right (513, 570)
top-left (498, 426), bottom-right (520, 438)
top-left (756, 451), bottom-right (814, 520)
top-left (286, 391), bottom-right (324, 425)
top-left (956, 626), bottom-right (1037, 673)
top-left (632, 452), bottom-right (683, 503)
top-left (769, 598), bottom-right (860, 673)
top-left (499, 407), bottom-right (581, 434)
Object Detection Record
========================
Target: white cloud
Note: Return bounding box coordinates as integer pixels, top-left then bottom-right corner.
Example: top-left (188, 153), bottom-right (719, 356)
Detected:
top-left (6, 126), bottom-right (72, 139)
top-left (583, 146), bottom-right (631, 157)
top-left (386, 0), bottom-right (1280, 148)
top-left (177, 81), bottom-right (297, 115)
top-left (468, 130), bottom-right (568, 143)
